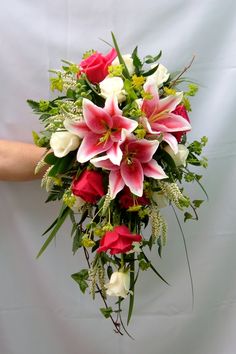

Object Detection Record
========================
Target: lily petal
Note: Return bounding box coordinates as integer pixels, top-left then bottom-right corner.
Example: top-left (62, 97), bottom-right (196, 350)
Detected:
top-left (141, 81), bottom-right (160, 118)
top-left (64, 118), bottom-right (90, 138)
top-left (151, 112), bottom-right (191, 132)
top-left (83, 98), bottom-right (112, 133)
top-left (77, 132), bottom-right (113, 163)
top-left (106, 142), bottom-right (123, 165)
top-left (143, 159), bottom-right (168, 179)
top-left (162, 133), bottom-right (179, 154)
top-left (90, 155), bottom-right (119, 171)
top-left (127, 139), bottom-right (159, 163)
top-left (120, 158), bottom-right (144, 197)
top-left (104, 95), bottom-right (123, 116)
top-left (157, 92), bottom-right (183, 113)
top-left (109, 170), bottom-right (125, 199)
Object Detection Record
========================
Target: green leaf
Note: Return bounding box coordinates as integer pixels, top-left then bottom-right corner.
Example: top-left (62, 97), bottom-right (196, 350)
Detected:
top-left (184, 212), bottom-right (193, 222)
top-left (44, 152), bottom-right (59, 165)
top-left (71, 269), bottom-right (89, 294)
top-left (192, 199), bottom-right (204, 208)
top-left (144, 50), bottom-right (162, 64)
top-left (100, 307), bottom-right (113, 319)
top-left (36, 206), bottom-right (70, 258)
top-left (72, 228), bottom-right (83, 255)
top-left (142, 252), bottom-right (169, 285)
top-left (142, 64), bottom-right (159, 77)
top-left (48, 152), bottom-right (75, 177)
top-left (127, 256), bottom-right (135, 325)
top-left (139, 258), bottom-right (150, 271)
top-left (27, 99), bottom-right (40, 113)
top-left (107, 265), bottom-right (113, 279)
top-left (131, 46), bottom-right (142, 74)
top-left (111, 32), bottom-right (130, 79)
top-left (157, 237), bottom-right (162, 258)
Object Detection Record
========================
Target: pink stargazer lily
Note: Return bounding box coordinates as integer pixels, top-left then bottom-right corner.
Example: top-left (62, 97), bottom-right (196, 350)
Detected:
top-left (91, 136), bottom-right (167, 198)
top-left (64, 96), bottom-right (138, 165)
top-left (140, 81), bottom-right (192, 153)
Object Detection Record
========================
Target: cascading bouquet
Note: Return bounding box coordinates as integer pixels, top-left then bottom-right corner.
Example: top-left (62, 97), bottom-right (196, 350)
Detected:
top-left (28, 33), bottom-right (208, 336)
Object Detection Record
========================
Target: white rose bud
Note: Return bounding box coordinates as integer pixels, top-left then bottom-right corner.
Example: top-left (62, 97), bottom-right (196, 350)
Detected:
top-left (105, 271), bottom-right (130, 298)
top-left (165, 144), bottom-right (189, 167)
top-left (99, 77), bottom-right (126, 102)
top-left (50, 131), bottom-right (80, 158)
top-left (146, 63), bottom-right (169, 87)
top-left (112, 54), bottom-right (135, 75)
top-left (152, 191), bottom-right (169, 208)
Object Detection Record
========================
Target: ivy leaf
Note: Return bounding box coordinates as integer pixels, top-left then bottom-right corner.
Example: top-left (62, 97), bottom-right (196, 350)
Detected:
top-left (71, 269), bottom-right (89, 294)
top-left (184, 212), bottom-right (193, 222)
top-left (100, 307), bottom-right (113, 319)
top-left (192, 200), bottom-right (204, 208)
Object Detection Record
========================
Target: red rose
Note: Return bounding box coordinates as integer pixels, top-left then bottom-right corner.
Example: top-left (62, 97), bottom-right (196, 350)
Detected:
top-left (72, 170), bottom-right (105, 204)
top-left (97, 225), bottom-right (142, 255)
top-left (79, 48), bottom-right (117, 84)
top-left (172, 105), bottom-right (191, 142)
top-left (119, 186), bottom-right (149, 209)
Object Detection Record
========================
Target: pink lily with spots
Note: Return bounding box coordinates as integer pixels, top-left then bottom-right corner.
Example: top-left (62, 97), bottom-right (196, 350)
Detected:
top-left (64, 96), bottom-right (138, 165)
top-left (91, 135), bottom-right (167, 199)
top-left (140, 80), bottom-right (192, 153)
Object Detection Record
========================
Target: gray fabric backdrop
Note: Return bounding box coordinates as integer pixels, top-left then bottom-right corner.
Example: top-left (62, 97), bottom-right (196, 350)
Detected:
top-left (1, 0), bottom-right (236, 353)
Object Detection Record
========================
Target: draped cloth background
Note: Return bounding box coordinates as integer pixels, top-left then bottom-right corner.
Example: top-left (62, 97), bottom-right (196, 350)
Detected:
top-left (1, 0), bottom-right (236, 353)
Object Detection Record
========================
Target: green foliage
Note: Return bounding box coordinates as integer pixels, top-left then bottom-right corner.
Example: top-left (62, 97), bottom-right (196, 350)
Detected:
top-left (71, 269), bottom-right (89, 293)
top-left (100, 307), bottom-right (113, 319)
top-left (192, 200), bottom-right (204, 208)
top-left (50, 73), bottom-right (63, 92)
top-left (37, 205), bottom-right (70, 258)
top-left (143, 50), bottom-right (162, 64)
top-left (184, 212), bottom-right (193, 222)
top-left (72, 228), bottom-right (83, 255)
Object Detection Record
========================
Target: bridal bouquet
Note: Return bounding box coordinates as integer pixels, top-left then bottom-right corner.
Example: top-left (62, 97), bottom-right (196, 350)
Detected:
top-left (28, 33), bottom-right (208, 336)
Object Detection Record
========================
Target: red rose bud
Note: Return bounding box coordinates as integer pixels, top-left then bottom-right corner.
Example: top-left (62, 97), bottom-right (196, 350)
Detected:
top-left (172, 105), bottom-right (191, 142)
top-left (119, 186), bottom-right (149, 209)
top-left (97, 225), bottom-right (142, 255)
top-left (79, 48), bottom-right (117, 84)
top-left (72, 170), bottom-right (105, 204)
